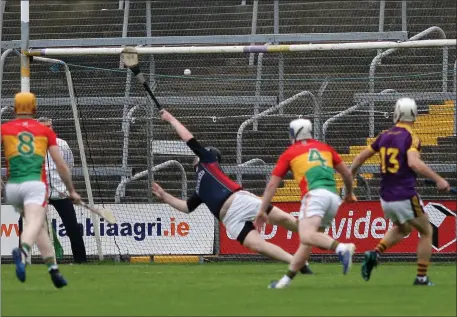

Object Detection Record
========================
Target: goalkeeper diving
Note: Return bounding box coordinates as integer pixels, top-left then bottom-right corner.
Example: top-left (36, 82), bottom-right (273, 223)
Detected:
top-left (152, 109), bottom-right (313, 273)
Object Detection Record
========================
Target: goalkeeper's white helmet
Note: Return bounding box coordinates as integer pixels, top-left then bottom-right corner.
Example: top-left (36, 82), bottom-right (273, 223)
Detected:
top-left (393, 97), bottom-right (417, 123)
top-left (289, 119), bottom-right (312, 142)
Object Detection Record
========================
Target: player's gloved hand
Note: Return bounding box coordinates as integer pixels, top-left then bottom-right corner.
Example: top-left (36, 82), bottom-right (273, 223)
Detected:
top-left (254, 211), bottom-right (268, 230)
top-left (68, 191), bottom-right (82, 205)
top-left (344, 193), bottom-right (357, 203)
top-left (436, 178), bottom-right (450, 192)
top-left (152, 182), bottom-right (165, 200)
top-left (159, 109), bottom-right (174, 122)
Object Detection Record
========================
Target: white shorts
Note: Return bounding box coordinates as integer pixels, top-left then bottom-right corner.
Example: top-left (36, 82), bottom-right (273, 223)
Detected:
top-left (222, 191), bottom-right (270, 244)
top-left (380, 195), bottom-right (425, 224)
top-left (5, 181), bottom-right (47, 213)
top-left (299, 188), bottom-right (342, 228)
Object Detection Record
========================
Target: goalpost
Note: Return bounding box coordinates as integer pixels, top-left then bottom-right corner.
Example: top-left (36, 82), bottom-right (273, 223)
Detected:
top-left (1, 39), bottom-right (456, 264)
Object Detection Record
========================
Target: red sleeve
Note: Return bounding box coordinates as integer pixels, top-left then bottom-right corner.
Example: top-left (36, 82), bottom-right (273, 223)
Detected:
top-left (47, 128), bottom-right (57, 147)
top-left (271, 151), bottom-right (290, 178)
top-left (329, 145), bottom-right (343, 166)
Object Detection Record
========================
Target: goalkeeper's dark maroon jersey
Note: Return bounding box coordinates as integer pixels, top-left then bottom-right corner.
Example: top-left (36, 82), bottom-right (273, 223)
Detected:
top-left (368, 123), bottom-right (421, 202)
top-left (185, 138), bottom-right (241, 219)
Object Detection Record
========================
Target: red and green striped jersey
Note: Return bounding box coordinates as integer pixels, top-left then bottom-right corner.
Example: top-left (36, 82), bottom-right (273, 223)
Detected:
top-left (272, 139), bottom-right (343, 197)
top-left (1, 118), bottom-right (57, 183)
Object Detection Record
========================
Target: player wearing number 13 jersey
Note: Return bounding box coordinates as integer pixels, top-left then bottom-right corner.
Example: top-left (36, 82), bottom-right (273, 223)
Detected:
top-left (351, 97), bottom-right (450, 286)
top-left (1, 92), bottom-right (81, 288)
top-left (256, 119), bottom-right (357, 289)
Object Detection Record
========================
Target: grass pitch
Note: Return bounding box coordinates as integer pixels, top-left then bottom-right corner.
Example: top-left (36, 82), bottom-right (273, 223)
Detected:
top-left (2, 263), bottom-right (455, 316)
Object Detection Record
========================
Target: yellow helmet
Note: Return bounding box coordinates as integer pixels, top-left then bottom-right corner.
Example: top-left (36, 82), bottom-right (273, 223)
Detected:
top-left (14, 92), bottom-right (37, 115)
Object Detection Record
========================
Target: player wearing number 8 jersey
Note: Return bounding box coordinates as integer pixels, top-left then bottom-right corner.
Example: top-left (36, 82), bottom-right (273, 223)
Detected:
top-left (255, 119), bottom-right (356, 289)
top-left (351, 98), bottom-right (450, 286)
top-left (1, 92), bottom-right (81, 288)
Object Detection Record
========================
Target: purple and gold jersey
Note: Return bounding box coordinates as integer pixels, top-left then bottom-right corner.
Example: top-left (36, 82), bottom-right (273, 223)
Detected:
top-left (369, 123), bottom-right (421, 201)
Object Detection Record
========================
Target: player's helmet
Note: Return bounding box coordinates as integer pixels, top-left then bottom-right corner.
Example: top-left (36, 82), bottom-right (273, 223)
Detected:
top-left (14, 92), bottom-right (37, 115)
top-left (193, 146), bottom-right (222, 167)
top-left (205, 146), bottom-right (222, 163)
top-left (289, 119), bottom-right (312, 142)
top-left (393, 97), bottom-right (417, 123)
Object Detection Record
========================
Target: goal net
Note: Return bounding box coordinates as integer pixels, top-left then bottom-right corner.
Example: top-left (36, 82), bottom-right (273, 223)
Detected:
top-left (1, 43), bottom-right (455, 263)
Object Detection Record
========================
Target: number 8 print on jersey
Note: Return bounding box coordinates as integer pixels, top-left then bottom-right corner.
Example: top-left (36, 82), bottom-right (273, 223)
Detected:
top-left (1, 118), bottom-right (57, 184)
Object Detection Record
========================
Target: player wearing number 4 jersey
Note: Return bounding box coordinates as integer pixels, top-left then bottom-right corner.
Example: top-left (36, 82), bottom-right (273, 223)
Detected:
top-left (152, 110), bottom-right (313, 274)
top-left (255, 119), bottom-right (356, 289)
top-left (351, 98), bottom-right (450, 286)
top-left (1, 92), bottom-right (81, 288)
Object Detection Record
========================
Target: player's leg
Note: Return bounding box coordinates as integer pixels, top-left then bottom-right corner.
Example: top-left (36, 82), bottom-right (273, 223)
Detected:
top-left (267, 206), bottom-right (298, 232)
top-left (270, 191), bottom-right (355, 289)
top-left (302, 190), bottom-right (355, 273)
top-left (35, 223), bottom-right (68, 288)
top-left (270, 218), bottom-right (331, 289)
top-left (267, 205), bottom-right (313, 274)
top-left (362, 198), bottom-right (414, 281)
top-left (8, 181), bottom-right (48, 282)
top-left (408, 209), bottom-right (433, 285)
top-left (361, 222), bottom-right (411, 281)
top-left (11, 203), bottom-right (45, 282)
top-left (287, 243), bottom-right (311, 274)
top-left (299, 215), bottom-right (355, 274)
top-left (224, 192), bottom-right (309, 269)
top-left (19, 182), bottom-right (48, 258)
top-left (241, 225), bottom-right (293, 263)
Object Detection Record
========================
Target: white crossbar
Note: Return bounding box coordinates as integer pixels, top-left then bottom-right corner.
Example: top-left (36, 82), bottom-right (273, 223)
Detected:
top-left (27, 39), bottom-right (456, 56)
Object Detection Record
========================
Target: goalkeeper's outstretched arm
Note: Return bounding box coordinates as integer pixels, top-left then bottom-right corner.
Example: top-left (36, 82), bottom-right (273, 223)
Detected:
top-left (159, 109), bottom-right (193, 142)
top-left (152, 183), bottom-right (203, 214)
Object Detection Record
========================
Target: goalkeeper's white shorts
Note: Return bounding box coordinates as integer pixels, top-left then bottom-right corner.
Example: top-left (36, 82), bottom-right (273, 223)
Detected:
top-left (299, 188), bottom-right (342, 229)
top-left (5, 181), bottom-right (47, 213)
top-left (380, 194), bottom-right (425, 224)
top-left (222, 190), bottom-right (266, 244)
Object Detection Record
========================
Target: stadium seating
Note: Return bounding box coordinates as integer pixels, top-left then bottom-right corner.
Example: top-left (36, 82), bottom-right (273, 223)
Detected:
top-left (1, 1), bottom-right (455, 203)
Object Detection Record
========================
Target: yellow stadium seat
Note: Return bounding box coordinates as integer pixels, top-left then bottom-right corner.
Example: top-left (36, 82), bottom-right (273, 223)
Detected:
top-left (429, 104), bottom-right (455, 115)
top-left (414, 121), bottom-right (454, 129)
top-left (349, 145), bottom-right (367, 154)
top-left (271, 195), bottom-right (302, 203)
top-left (283, 179), bottom-right (296, 187)
top-left (275, 187), bottom-right (301, 196)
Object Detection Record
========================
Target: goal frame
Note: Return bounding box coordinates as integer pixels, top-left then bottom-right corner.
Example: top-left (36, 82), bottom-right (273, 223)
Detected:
top-left (1, 39), bottom-right (456, 263)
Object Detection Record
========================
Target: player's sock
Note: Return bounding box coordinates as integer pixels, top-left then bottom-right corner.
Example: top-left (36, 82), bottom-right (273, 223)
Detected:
top-left (330, 240), bottom-right (340, 252)
top-left (286, 269), bottom-right (297, 279)
top-left (375, 240), bottom-right (387, 258)
top-left (44, 257), bottom-right (58, 272)
top-left (275, 270), bottom-right (296, 287)
top-left (20, 243), bottom-right (31, 262)
top-left (416, 261), bottom-right (429, 282)
top-left (334, 242), bottom-right (346, 254)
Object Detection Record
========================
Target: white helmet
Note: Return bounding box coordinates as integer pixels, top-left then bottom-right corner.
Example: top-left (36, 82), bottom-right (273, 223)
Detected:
top-left (393, 97), bottom-right (417, 123)
top-left (289, 118), bottom-right (312, 142)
